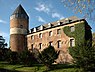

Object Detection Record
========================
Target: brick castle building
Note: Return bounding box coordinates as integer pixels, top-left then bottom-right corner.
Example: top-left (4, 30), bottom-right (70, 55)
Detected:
top-left (10, 5), bottom-right (92, 63)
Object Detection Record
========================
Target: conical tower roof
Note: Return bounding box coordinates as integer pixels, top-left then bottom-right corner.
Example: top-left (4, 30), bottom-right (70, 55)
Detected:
top-left (12, 4), bottom-right (28, 16)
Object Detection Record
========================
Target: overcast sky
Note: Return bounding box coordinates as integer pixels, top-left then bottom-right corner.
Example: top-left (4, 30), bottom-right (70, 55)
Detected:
top-left (0, 0), bottom-right (95, 47)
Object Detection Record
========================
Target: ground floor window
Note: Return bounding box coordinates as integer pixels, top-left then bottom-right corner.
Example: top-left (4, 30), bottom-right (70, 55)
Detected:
top-left (39, 43), bottom-right (42, 49)
top-left (49, 41), bottom-right (53, 46)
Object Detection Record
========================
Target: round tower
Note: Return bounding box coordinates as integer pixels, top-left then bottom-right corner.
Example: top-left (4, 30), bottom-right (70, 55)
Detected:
top-left (10, 5), bottom-right (29, 52)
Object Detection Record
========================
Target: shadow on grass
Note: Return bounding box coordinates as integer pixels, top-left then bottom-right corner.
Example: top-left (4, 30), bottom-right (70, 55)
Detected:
top-left (0, 68), bottom-right (19, 72)
top-left (53, 64), bottom-right (74, 69)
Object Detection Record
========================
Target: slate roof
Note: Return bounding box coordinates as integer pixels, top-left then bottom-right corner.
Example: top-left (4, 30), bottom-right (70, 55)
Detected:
top-left (12, 4), bottom-right (28, 16)
top-left (30, 16), bottom-right (83, 33)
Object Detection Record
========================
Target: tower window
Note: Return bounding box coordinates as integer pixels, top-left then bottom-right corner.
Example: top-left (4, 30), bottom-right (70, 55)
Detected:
top-left (20, 25), bottom-right (23, 28)
top-left (49, 31), bottom-right (52, 36)
top-left (39, 43), bottom-right (42, 49)
top-left (57, 40), bottom-right (61, 48)
top-left (49, 41), bottom-right (53, 46)
top-left (57, 29), bottom-right (61, 34)
top-left (70, 39), bottom-right (75, 47)
top-left (70, 26), bottom-right (75, 32)
top-left (39, 33), bottom-right (42, 38)
top-left (31, 35), bottom-right (34, 40)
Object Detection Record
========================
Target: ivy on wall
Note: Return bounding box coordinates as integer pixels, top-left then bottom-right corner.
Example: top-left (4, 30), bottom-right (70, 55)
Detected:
top-left (63, 21), bottom-right (85, 46)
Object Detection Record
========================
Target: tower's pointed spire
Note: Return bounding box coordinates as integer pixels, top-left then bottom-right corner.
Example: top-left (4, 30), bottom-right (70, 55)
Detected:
top-left (12, 4), bottom-right (28, 16)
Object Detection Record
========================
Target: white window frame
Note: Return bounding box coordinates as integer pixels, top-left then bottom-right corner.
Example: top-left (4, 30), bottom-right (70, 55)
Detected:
top-left (70, 39), bottom-right (75, 47)
top-left (70, 26), bottom-right (75, 32)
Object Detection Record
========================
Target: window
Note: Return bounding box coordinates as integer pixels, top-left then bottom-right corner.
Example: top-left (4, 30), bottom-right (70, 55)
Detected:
top-left (57, 40), bottom-right (61, 48)
top-left (70, 39), bottom-right (75, 47)
top-left (57, 21), bottom-right (60, 25)
top-left (40, 25), bottom-right (43, 30)
top-left (48, 23), bottom-right (51, 27)
top-left (20, 25), bottom-right (23, 28)
top-left (57, 29), bottom-right (61, 34)
top-left (31, 44), bottom-right (33, 50)
top-left (49, 41), bottom-right (53, 46)
top-left (70, 26), bottom-right (75, 32)
top-left (31, 35), bottom-right (34, 40)
top-left (49, 31), bottom-right (52, 36)
top-left (39, 33), bottom-right (42, 38)
top-left (34, 28), bottom-right (36, 32)
top-left (39, 43), bottom-right (42, 49)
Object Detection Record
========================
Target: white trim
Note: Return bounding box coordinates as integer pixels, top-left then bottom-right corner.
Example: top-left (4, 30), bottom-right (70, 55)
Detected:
top-left (10, 27), bottom-right (27, 35)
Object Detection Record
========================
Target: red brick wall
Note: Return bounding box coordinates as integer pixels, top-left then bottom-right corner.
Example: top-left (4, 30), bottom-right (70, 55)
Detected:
top-left (10, 34), bottom-right (26, 52)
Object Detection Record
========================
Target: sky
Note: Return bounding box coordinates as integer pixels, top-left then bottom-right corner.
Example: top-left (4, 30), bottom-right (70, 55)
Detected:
top-left (0, 0), bottom-right (95, 47)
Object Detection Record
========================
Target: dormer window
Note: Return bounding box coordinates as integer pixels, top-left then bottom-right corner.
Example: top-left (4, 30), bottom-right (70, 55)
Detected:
top-left (48, 23), bottom-right (51, 27)
top-left (40, 25), bottom-right (43, 30)
top-left (65, 18), bottom-right (72, 23)
top-left (57, 21), bottom-right (60, 25)
top-left (33, 28), bottom-right (36, 32)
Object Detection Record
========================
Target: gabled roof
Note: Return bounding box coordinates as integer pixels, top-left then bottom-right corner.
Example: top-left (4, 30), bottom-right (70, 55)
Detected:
top-left (12, 4), bottom-right (28, 16)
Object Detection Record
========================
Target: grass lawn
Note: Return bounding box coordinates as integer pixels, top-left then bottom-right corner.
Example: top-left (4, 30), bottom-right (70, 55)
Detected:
top-left (0, 61), bottom-right (82, 72)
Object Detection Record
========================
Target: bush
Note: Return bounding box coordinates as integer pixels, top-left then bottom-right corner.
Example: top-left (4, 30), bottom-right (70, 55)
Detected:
top-left (19, 50), bottom-right (39, 66)
top-left (38, 46), bottom-right (59, 70)
top-left (69, 41), bottom-right (95, 71)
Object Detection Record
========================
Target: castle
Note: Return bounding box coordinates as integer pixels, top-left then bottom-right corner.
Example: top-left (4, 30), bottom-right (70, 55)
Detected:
top-left (10, 5), bottom-right (92, 63)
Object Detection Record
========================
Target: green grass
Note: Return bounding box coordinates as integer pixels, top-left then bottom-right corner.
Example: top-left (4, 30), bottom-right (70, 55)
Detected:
top-left (0, 61), bottom-right (82, 72)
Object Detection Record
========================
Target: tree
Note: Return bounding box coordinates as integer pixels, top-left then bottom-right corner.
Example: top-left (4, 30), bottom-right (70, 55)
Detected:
top-left (69, 41), bottom-right (95, 72)
top-left (0, 36), bottom-right (7, 48)
top-left (38, 46), bottom-right (59, 70)
top-left (62, 0), bottom-right (95, 20)
top-left (93, 33), bottom-right (95, 46)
